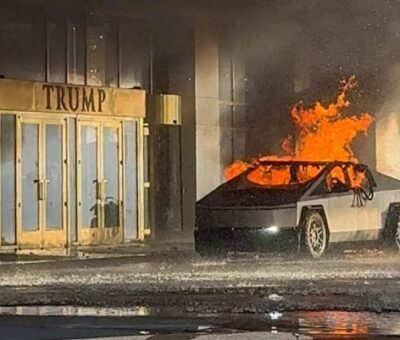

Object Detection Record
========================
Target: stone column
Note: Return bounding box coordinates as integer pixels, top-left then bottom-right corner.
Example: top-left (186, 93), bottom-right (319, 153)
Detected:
top-left (195, 16), bottom-right (222, 199)
top-left (376, 64), bottom-right (400, 179)
top-left (375, 63), bottom-right (400, 178)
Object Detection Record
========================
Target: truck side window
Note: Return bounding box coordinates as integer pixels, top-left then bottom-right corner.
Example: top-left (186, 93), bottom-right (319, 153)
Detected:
top-left (326, 166), bottom-right (351, 193)
top-left (311, 165), bottom-right (351, 195)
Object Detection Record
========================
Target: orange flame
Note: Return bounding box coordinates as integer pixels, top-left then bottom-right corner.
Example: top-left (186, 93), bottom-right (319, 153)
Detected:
top-left (224, 77), bottom-right (374, 188)
top-left (301, 311), bottom-right (368, 336)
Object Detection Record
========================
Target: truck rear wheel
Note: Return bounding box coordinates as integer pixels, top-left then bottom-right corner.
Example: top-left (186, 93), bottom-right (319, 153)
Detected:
top-left (302, 210), bottom-right (329, 259)
top-left (383, 203), bottom-right (400, 253)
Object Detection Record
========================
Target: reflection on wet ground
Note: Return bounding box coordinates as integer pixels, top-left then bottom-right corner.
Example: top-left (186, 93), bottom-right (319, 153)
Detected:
top-left (281, 311), bottom-right (400, 338)
top-left (1, 250), bottom-right (400, 338)
top-left (0, 306), bottom-right (400, 338)
top-left (0, 306), bottom-right (152, 317)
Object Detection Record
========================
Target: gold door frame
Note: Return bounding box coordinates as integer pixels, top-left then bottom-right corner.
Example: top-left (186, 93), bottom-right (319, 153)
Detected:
top-left (16, 116), bottom-right (42, 248)
top-left (137, 117), bottom-right (145, 240)
top-left (77, 117), bottom-right (125, 245)
top-left (77, 119), bottom-right (101, 245)
top-left (0, 110), bottom-right (146, 250)
top-left (16, 113), bottom-right (68, 249)
top-left (101, 120), bottom-right (124, 245)
top-left (42, 119), bottom-right (68, 248)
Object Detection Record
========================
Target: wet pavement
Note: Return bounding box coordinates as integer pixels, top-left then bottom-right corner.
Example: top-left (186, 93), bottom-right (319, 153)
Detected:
top-left (0, 308), bottom-right (400, 339)
top-left (1, 236), bottom-right (397, 331)
top-left (0, 315), bottom-right (311, 340)
top-left (0, 248), bottom-right (398, 288)
top-left (0, 249), bottom-right (398, 311)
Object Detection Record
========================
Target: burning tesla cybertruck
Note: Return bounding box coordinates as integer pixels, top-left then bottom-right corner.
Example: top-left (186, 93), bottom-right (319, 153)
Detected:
top-left (195, 161), bottom-right (400, 258)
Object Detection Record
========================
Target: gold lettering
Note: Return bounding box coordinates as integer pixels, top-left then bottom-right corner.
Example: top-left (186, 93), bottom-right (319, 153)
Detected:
top-left (82, 88), bottom-right (95, 112)
top-left (98, 89), bottom-right (106, 112)
top-left (56, 86), bottom-right (68, 111)
top-left (68, 87), bottom-right (80, 111)
top-left (42, 84), bottom-right (54, 110)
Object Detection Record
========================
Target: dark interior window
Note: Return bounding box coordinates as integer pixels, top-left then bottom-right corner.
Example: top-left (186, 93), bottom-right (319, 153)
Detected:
top-left (312, 165), bottom-right (351, 195)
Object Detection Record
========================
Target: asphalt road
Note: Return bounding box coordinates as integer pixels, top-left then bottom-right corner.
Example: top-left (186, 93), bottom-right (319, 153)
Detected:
top-left (0, 248), bottom-right (399, 313)
top-left (2, 311), bottom-right (400, 339)
top-left (0, 315), bottom-right (314, 340)
top-left (1, 247), bottom-right (398, 285)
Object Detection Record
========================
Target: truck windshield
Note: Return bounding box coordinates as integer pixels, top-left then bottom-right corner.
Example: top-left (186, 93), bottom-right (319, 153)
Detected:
top-left (246, 163), bottom-right (325, 187)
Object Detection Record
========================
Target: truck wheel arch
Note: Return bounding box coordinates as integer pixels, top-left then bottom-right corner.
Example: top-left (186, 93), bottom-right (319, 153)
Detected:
top-left (382, 202), bottom-right (400, 245)
top-left (299, 205), bottom-right (329, 231)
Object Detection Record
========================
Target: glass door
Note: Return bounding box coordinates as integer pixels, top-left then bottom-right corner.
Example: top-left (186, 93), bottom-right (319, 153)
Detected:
top-left (17, 117), bottom-right (67, 248)
top-left (77, 119), bottom-right (123, 245)
top-left (77, 121), bottom-right (101, 245)
top-left (102, 121), bottom-right (123, 244)
top-left (18, 119), bottom-right (41, 248)
top-left (42, 121), bottom-right (67, 247)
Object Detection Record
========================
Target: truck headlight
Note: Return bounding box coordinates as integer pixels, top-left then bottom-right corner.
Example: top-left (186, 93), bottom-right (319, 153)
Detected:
top-left (264, 226), bottom-right (279, 234)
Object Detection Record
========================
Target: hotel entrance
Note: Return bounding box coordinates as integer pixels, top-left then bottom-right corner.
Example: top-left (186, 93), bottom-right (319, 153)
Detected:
top-left (77, 118), bottom-right (123, 245)
top-left (17, 116), bottom-right (67, 248)
top-left (0, 79), bottom-right (146, 249)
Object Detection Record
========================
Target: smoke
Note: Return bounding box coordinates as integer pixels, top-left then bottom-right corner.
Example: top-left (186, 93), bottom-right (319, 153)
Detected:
top-left (217, 0), bottom-right (400, 169)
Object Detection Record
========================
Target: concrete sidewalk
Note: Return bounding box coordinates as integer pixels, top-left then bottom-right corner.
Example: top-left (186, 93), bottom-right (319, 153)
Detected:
top-left (0, 240), bottom-right (194, 264)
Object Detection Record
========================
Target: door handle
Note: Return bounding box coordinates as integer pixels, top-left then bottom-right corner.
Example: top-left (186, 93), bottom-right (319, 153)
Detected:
top-left (34, 179), bottom-right (45, 201)
top-left (39, 181), bottom-right (45, 201)
top-left (34, 179), bottom-right (40, 200)
top-left (94, 179), bottom-right (106, 200)
top-left (34, 179), bottom-right (50, 201)
top-left (96, 181), bottom-right (103, 200)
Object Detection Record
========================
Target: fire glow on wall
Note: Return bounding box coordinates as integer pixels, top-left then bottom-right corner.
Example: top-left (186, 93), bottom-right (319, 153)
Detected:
top-left (224, 77), bottom-right (374, 187)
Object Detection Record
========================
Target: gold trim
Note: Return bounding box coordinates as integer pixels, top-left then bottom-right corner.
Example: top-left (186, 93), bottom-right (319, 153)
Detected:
top-left (149, 94), bottom-right (182, 125)
top-left (0, 78), bottom-right (145, 118)
top-left (16, 115), bottom-right (68, 249)
top-left (137, 118), bottom-right (145, 240)
top-left (76, 118), bottom-right (126, 245)
top-left (0, 117), bottom-right (2, 246)
top-left (1, 109), bottom-right (145, 249)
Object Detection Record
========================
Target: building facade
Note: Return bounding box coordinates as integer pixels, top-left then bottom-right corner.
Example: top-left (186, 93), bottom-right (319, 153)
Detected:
top-left (0, 79), bottom-right (145, 248)
top-left (0, 0), bottom-right (180, 249)
top-left (0, 0), bottom-right (250, 249)
top-left (10, 0), bottom-right (393, 250)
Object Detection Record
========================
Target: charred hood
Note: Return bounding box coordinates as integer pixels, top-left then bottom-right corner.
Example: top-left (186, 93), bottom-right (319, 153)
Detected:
top-left (197, 180), bottom-right (307, 209)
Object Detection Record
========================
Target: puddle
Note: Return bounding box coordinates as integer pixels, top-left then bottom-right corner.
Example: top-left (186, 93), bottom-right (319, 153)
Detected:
top-left (0, 306), bottom-right (400, 337)
top-left (0, 306), bottom-right (152, 317)
top-left (271, 311), bottom-right (400, 337)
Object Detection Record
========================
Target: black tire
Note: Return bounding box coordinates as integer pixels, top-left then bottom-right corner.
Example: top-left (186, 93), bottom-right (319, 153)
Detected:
top-left (195, 230), bottom-right (228, 259)
top-left (302, 210), bottom-right (329, 259)
top-left (197, 247), bottom-right (227, 259)
top-left (383, 204), bottom-right (400, 253)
